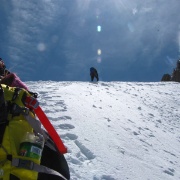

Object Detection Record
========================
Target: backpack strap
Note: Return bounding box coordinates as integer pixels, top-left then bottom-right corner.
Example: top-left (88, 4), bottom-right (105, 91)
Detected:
top-left (5, 100), bottom-right (68, 179)
top-left (0, 84), bottom-right (8, 144)
top-left (24, 114), bottom-right (48, 140)
top-left (23, 95), bottom-right (67, 154)
top-left (9, 95), bottom-right (66, 153)
top-left (11, 158), bottom-right (68, 180)
top-left (24, 113), bottom-right (58, 152)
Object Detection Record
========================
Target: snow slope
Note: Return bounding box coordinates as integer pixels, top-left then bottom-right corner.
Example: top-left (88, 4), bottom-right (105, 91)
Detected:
top-left (27, 81), bottom-right (180, 180)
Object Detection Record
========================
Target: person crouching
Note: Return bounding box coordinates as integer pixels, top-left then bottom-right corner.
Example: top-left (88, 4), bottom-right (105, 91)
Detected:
top-left (90, 67), bottom-right (99, 82)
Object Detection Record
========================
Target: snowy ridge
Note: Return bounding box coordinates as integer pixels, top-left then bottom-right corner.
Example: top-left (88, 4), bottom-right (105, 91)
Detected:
top-left (26, 81), bottom-right (180, 180)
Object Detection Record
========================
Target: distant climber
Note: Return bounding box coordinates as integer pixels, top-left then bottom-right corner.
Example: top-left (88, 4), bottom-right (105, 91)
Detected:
top-left (90, 67), bottom-right (99, 82)
top-left (0, 57), bottom-right (29, 90)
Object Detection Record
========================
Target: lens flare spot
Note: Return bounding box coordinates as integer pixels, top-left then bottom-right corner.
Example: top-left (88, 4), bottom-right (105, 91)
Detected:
top-left (97, 57), bottom-right (101, 63)
top-left (97, 49), bottom-right (101, 55)
top-left (97, 25), bottom-right (101, 32)
top-left (37, 43), bottom-right (46, 52)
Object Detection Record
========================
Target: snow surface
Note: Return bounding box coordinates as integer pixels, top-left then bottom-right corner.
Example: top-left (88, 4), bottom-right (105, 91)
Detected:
top-left (26, 81), bottom-right (180, 180)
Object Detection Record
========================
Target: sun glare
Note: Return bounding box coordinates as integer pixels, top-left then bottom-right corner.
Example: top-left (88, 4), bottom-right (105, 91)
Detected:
top-left (97, 25), bottom-right (101, 32)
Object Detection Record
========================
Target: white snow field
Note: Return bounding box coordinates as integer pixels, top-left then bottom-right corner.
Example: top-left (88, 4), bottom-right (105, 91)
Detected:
top-left (27, 81), bottom-right (180, 180)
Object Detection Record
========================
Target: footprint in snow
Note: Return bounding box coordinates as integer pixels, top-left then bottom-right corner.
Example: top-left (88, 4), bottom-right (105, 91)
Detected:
top-left (104, 117), bottom-right (111, 122)
top-left (74, 140), bottom-right (96, 160)
top-left (93, 174), bottom-right (116, 180)
top-left (60, 116), bottom-right (72, 120)
top-left (101, 83), bottom-right (109, 87)
top-left (68, 156), bottom-right (82, 165)
top-left (55, 101), bottom-right (68, 112)
top-left (163, 150), bottom-right (176, 157)
top-left (61, 133), bottom-right (78, 140)
top-left (58, 124), bottom-right (75, 130)
top-left (41, 95), bottom-right (52, 100)
top-left (163, 168), bottom-right (175, 176)
top-left (133, 131), bottom-right (140, 135)
top-left (44, 109), bottom-right (54, 114)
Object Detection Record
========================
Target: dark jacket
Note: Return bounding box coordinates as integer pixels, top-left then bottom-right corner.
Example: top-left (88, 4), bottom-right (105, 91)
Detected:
top-left (90, 67), bottom-right (99, 81)
top-left (90, 67), bottom-right (98, 76)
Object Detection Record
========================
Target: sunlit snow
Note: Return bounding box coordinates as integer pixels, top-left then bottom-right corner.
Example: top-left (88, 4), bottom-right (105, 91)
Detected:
top-left (27, 81), bottom-right (180, 180)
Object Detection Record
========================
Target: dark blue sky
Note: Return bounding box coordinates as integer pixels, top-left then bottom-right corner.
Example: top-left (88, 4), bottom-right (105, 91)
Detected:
top-left (0, 0), bottom-right (180, 82)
